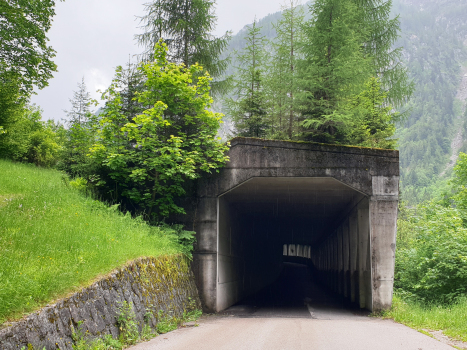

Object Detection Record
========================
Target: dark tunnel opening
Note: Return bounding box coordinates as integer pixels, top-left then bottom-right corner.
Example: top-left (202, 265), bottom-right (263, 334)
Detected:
top-left (217, 177), bottom-right (372, 313)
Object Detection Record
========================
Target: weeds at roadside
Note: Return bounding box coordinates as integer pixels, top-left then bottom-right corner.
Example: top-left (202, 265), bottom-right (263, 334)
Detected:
top-left (382, 294), bottom-right (467, 342)
top-left (69, 301), bottom-right (202, 350)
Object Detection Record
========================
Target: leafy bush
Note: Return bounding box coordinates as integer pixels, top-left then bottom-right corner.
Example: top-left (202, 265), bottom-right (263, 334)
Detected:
top-left (161, 224), bottom-right (196, 258)
top-left (395, 201), bottom-right (467, 303)
top-left (0, 105), bottom-right (63, 167)
top-left (69, 177), bottom-right (89, 194)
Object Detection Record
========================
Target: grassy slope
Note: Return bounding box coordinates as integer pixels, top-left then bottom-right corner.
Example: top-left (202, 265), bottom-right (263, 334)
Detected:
top-left (0, 160), bottom-right (180, 324)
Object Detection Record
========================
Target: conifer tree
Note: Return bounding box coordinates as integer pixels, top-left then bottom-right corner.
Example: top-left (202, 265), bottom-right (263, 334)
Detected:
top-left (226, 19), bottom-right (269, 138)
top-left (137, 0), bottom-right (231, 94)
top-left (65, 77), bottom-right (92, 127)
top-left (356, 0), bottom-right (413, 108)
top-left (60, 78), bottom-right (97, 177)
top-left (297, 0), bottom-right (411, 146)
top-left (298, 0), bottom-right (371, 143)
top-left (265, 0), bottom-right (305, 139)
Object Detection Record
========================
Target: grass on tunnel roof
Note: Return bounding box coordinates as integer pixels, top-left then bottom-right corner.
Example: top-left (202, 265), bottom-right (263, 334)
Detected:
top-left (0, 159), bottom-right (180, 325)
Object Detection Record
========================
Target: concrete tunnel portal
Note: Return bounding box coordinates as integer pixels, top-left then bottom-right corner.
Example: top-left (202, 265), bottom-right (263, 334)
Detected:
top-left (217, 177), bottom-right (370, 312)
top-left (186, 138), bottom-right (399, 314)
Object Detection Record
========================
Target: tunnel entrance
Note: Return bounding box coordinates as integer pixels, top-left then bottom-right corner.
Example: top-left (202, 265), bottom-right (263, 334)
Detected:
top-left (217, 177), bottom-right (371, 312)
top-left (190, 138), bottom-right (399, 313)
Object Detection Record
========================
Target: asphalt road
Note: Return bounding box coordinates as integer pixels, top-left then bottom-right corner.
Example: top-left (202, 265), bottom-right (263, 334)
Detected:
top-left (129, 263), bottom-right (456, 350)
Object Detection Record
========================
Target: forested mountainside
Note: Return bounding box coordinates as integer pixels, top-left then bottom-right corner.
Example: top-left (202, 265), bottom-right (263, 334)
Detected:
top-left (221, 0), bottom-right (467, 204)
top-left (394, 0), bottom-right (467, 203)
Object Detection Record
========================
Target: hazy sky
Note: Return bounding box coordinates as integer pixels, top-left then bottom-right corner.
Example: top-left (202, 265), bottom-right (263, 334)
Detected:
top-left (31, 0), bottom-right (286, 122)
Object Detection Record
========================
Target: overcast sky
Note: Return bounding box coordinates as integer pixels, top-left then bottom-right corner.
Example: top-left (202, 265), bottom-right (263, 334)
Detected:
top-left (31, 0), bottom-right (286, 122)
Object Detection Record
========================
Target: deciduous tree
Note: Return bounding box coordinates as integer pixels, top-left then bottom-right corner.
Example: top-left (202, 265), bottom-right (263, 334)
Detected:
top-left (90, 42), bottom-right (229, 220)
top-left (0, 0), bottom-right (62, 96)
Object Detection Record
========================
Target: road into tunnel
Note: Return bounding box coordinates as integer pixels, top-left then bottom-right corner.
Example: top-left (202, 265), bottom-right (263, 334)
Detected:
top-left (217, 177), bottom-right (372, 312)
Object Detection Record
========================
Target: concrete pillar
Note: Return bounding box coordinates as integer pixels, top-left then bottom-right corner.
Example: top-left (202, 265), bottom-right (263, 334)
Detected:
top-left (343, 219), bottom-right (350, 299)
top-left (358, 199), bottom-right (371, 310)
top-left (193, 197), bottom-right (218, 313)
top-left (333, 233), bottom-right (339, 292)
top-left (337, 227), bottom-right (343, 295)
top-left (369, 199), bottom-right (398, 311)
top-left (349, 210), bottom-right (359, 303)
top-left (370, 176), bottom-right (398, 311)
top-left (328, 240), bottom-right (332, 288)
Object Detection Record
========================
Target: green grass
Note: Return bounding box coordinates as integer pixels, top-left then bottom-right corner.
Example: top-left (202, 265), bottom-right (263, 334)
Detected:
top-left (383, 295), bottom-right (467, 342)
top-left (0, 159), bottom-right (180, 325)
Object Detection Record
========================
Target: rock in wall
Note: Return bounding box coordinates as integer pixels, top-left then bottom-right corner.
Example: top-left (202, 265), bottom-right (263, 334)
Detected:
top-left (0, 255), bottom-right (201, 350)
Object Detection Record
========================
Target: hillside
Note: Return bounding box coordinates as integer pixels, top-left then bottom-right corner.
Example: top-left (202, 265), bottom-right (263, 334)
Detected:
top-left (220, 0), bottom-right (467, 203)
top-left (0, 160), bottom-right (180, 325)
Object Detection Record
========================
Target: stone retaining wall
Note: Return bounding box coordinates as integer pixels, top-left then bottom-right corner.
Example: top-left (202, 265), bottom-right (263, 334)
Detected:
top-left (0, 255), bottom-right (201, 350)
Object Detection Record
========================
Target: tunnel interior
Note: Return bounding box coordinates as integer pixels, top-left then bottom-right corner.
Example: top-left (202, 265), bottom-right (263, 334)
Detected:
top-left (217, 177), bottom-right (372, 313)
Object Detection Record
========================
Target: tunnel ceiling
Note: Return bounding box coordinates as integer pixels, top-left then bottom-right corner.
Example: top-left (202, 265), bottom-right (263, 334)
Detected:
top-left (221, 177), bottom-right (365, 241)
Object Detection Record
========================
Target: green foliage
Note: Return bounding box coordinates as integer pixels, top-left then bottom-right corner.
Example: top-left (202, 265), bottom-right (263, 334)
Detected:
top-left (90, 41), bottom-right (229, 221)
top-left (72, 320), bottom-right (124, 350)
top-left (70, 300), bottom-right (202, 349)
top-left (0, 159), bottom-right (180, 324)
top-left (0, 69), bottom-right (24, 132)
top-left (155, 310), bottom-right (180, 334)
top-left (137, 0), bottom-right (231, 95)
top-left (69, 177), bottom-right (89, 194)
top-left (395, 201), bottom-right (467, 303)
top-left (346, 77), bottom-right (397, 149)
top-left (394, 0), bottom-right (467, 204)
top-left (116, 302), bottom-right (139, 345)
top-left (0, 105), bottom-right (63, 167)
top-left (395, 152), bottom-right (467, 305)
top-left (0, 0), bottom-right (61, 96)
top-left (161, 224), bottom-right (196, 259)
top-left (298, 0), bottom-right (374, 143)
top-left (265, 0), bottom-right (305, 139)
top-left (223, 0), bottom-right (410, 148)
top-left (58, 78), bottom-right (99, 178)
top-left (383, 295), bottom-right (467, 342)
top-left (450, 152), bottom-right (467, 213)
top-left (226, 19), bottom-right (269, 138)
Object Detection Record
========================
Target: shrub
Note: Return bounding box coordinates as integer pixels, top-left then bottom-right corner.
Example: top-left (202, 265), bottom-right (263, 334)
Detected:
top-left (395, 201), bottom-right (467, 303)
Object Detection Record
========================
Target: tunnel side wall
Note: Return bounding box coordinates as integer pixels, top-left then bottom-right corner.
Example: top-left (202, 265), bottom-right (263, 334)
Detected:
top-left (217, 198), bottom-right (283, 311)
top-left (312, 198), bottom-right (373, 310)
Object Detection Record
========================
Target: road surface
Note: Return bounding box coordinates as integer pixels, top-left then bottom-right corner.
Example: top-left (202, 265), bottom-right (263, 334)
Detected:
top-left (129, 263), bottom-right (457, 350)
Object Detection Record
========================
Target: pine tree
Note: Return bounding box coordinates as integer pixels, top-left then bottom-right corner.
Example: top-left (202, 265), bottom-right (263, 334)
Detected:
top-left (347, 77), bottom-right (398, 149)
top-left (60, 78), bottom-right (97, 177)
top-left (265, 0), bottom-right (305, 139)
top-left (298, 0), bottom-right (371, 143)
top-left (65, 77), bottom-right (92, 127)
top-left (110, 59), bottom-right (146, 123)
top-left (356, 0), bottom-right (413, 108)
top-left (136, 0), bottom-right (231, 94)
top-left (226, 19), bottom-right (269, 138)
